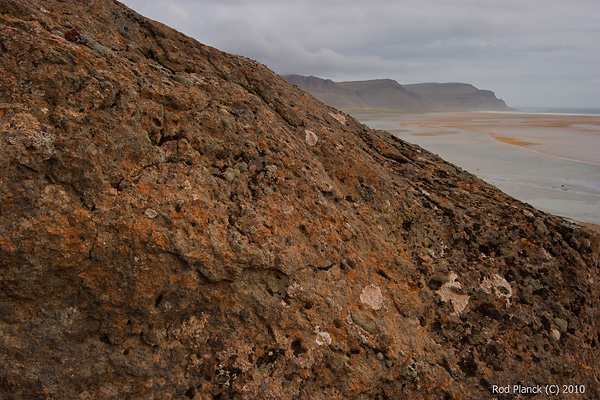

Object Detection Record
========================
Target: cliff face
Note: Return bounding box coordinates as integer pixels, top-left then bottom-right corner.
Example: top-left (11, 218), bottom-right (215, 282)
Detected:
top-left (285, 75), bottom-right (512, 112)
top-left (404, 82), bottom-right (513, 111)
top-left (1, 1), bottom-right (599, 399)
top-left (285, 75), bottom-right (432, 111)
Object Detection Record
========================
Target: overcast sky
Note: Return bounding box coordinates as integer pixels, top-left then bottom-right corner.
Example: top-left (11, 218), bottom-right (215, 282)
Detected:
top-left (121, 0), bottom-right (600, 108)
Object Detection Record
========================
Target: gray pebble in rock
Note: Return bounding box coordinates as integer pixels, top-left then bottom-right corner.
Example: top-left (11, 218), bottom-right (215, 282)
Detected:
top-left (235, 162), bottom-right (248, 173)
top-left (223, 168), bottom-right (236, 182)
top-left (554, 317), bottom-right (568, 333)
top-left (325, 297), bottom-right (335, 308)
top-left (264, 164), bottom-right (277, 179)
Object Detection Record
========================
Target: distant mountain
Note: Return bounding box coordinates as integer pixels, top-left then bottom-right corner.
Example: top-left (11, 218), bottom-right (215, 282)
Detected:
top-left (284, 75), bottom-right (512, 112)
top-left (284, 75), bottom-right (431, 111)
top-left (404, 82), bottom-right (513, 111)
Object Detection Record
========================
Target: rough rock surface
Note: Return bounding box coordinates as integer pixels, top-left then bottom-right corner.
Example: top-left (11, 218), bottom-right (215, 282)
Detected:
top-left (1, 1), bottom-right (599, 399)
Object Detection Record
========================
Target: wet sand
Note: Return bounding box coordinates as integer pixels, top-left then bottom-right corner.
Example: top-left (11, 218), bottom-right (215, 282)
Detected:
top-left (354, 112), bottom-right (600, 228)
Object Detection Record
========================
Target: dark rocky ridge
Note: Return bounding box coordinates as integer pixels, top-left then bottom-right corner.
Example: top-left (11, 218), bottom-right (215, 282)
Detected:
top-left (284, 75), bottom-right (432, 112)
top-left (404, 82), bottom-right (513, 112)
top-left (285, 74), bottom-right (513, 112)
top-left (0, 1), bottom-right (599, 399)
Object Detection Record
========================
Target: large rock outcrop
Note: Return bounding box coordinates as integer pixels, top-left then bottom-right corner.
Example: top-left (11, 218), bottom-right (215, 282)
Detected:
top-left (0, 1), bottom-right (598, 399)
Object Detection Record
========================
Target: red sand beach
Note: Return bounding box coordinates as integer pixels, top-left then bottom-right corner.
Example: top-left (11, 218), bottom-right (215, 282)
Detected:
top-left (354, 112), bottom-right (600, 230)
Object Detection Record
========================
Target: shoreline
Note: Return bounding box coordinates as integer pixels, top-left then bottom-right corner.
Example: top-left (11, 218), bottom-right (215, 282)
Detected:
top-left (575, 220), bottom-right (600, 233)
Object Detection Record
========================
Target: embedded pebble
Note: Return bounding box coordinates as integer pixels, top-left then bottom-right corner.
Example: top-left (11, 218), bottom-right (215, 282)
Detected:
top-left (305, 130), bottom-right (318, 146)
top-left (264, 164), bottom-right (277, 179)
top-left (351, 313), bottom-right (377, 334)
top-left (234, 162), bottom-right (248, 172)
top-left (329, 112), bottom-right (346, 125)
top-left (554, 317), bottom-right (568, 333)
top-left (325, 297), bottom-right (335, 308)
top-left (222, 168), bottom-right (236, 182)
top-left (315, 332), bottom-right (332, 346)
top-left (173, 75), bottom-right (194, 85)
top-left (534, 217), bottom-right (549, 236)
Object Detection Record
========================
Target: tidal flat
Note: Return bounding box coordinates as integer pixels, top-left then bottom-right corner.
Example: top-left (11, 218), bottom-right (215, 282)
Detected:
top-left (355, 111), bottom-right (600, 229)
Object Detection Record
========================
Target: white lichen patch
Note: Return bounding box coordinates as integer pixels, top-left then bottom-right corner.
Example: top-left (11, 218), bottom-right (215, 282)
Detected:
top-left (329, 112), bottom-right (346, 125)
top-left (305, 129), bottom-right (319, 146)
top-left (60, 307), bottom-right (82, 327)
top-left (481, 274), bottom-right (513, 307)
top-left (144, 208), bottom-right (158, 218)
top-left (360, 285), bottom-right (383, 310)
top-left (437, 273), bottom-right (470, 315)
top-left (315, 331), bottom-right (332, 346)
top-left (172, 314), bottom-right (210, 350)
top-left (286, 282), bottom-right (303, 298)
top-left (279, 201), bottom-right (294, 214)
top-left (31, 130), bottom-right (55, 150)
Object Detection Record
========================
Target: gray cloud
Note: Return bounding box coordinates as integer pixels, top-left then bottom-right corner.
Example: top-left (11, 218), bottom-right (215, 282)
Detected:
top-left (121, 0), bottom-right (600, 107)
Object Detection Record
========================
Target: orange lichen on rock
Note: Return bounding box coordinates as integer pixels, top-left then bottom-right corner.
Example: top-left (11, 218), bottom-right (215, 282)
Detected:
top-left (0, 1), bottom-right (599, 399)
